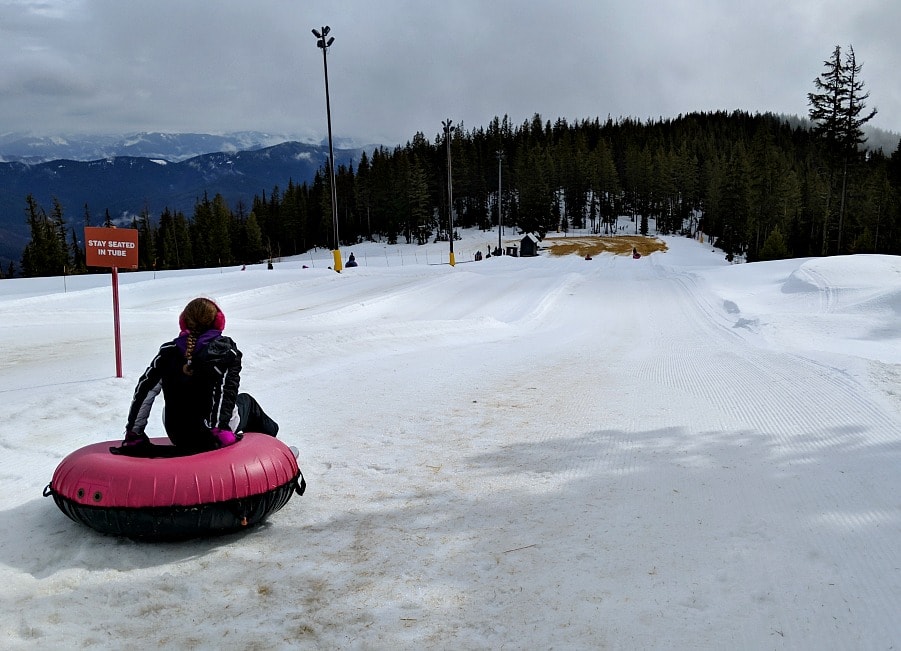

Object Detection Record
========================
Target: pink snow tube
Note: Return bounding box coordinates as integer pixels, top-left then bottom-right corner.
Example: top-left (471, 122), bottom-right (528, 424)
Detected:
top-left (44, 433), bottom-right (305, 540)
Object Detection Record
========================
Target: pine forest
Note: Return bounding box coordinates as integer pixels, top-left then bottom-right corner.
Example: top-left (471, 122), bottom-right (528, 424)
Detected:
top-left (13, 46), bottom-right (901, 278)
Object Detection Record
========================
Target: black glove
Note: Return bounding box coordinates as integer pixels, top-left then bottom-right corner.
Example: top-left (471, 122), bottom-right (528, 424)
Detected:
top-left (109, 430), bottom-right (151, 455)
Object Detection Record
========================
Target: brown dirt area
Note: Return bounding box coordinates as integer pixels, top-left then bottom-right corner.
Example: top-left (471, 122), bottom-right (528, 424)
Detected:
top-left (543, 234), bottom-right (668, 258)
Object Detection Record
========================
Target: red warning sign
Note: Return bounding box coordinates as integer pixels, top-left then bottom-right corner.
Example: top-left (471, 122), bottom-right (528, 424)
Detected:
top-left (84, 227), bottom-right (139, 269)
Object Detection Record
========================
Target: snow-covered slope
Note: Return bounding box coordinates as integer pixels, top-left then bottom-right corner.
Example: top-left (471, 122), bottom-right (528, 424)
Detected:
top-left (1, 229), bottom-right (899, 649)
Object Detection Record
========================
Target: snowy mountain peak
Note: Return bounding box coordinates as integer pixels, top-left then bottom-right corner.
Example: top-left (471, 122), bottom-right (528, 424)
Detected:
top-left (0, 131), bottom-right (318, 163)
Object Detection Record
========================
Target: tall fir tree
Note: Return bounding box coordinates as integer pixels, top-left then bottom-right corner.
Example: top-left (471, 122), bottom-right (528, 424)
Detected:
top-left (808, 44), bottom-right (877, 253)
top-left (21, 195), bottom-right (68, 277)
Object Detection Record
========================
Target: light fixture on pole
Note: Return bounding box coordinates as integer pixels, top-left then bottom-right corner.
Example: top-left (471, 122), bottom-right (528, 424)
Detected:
top-left (442, 118), bottom-right (455, 267)
top-left (312, 25), bottom-right (342, 272)
top-left (496, 149), bottom-right (504, 256)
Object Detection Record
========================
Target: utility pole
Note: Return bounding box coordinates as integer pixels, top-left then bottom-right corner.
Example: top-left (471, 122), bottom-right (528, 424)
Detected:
top-left (312, 25), bottom-right (342, 272)
top-left (442, 119), bottom-right (456, 266)
top-left (496, 150), bottom-right (504, 256)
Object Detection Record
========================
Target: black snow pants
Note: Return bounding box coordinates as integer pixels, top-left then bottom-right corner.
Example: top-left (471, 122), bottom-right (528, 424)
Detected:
top-left (236, 392), bottom-right (280, 436)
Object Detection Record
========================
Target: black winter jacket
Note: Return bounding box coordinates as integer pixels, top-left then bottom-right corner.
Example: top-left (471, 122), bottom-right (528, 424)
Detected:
top-left (126, 331), bottom-right (242, 450)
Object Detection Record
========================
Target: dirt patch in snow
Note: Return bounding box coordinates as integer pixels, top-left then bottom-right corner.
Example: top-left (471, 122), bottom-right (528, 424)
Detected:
top-left (543, 234), bottom-right (668, 258)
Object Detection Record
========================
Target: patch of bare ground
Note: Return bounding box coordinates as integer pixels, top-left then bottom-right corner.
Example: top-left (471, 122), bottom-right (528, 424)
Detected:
top-left (543, 234), bottom-right (668, 258)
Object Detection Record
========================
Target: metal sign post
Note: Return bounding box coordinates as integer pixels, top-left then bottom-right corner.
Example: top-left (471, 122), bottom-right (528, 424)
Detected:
top-left (84, 227), bottom-right (139, 378)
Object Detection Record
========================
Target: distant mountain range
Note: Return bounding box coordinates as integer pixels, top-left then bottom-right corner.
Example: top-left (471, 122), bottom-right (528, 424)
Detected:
top-left (0, 130), bottom-right (372, 164)
top-left (0, 133), bottom-right (372, 266)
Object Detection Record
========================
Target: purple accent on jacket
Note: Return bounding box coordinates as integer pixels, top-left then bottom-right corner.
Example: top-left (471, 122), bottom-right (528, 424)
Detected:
top-left (174, 329), bottom-right (223, 354)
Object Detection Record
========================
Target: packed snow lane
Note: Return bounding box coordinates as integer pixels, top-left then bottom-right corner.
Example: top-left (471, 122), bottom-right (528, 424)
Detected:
top-left (280, 248), bottom-right (901, 648)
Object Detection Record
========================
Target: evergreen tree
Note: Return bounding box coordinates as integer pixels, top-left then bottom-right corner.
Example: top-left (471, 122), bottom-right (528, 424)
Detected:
top-left (209, 193), bottom-right (233, 265)
top-left (137, 207), bottom-right (156, 269)
top-left (746, 126), bottom-right (780, 258)
top-left (267, 185), bottom-right (283, 253)
top-left (21, 195), bottom-right (47, 277)
top-left (49, 198), bottom-right (70, 272)
top-left (279, 183), bottom-right (302, 256)
top-left (515, 147), bottom-right (553, 238)
top-left (623, 144), bottom-right (651, 228)
top-left (587, 141), bottom-right (619, 234)
top-left (157, 208), bottom-right (179, 269)
top-left (174, 210), bottom-right (193, 267)
top-left (558, 131), bottom-right (589, 229)
top-left (244, 211), bottom-right (266, 262)
top-left (854, 153), bottom-right (892, 252)
top-left (408, 155), bottom-right (432, 244)
top-left (21, 195), bottom-right (68, 277)
top-left (355, 150), bottom-right (373, 241)
top-left (337, 163), bottom-right (360, 245)
top-left (191, 193), bottom-right (213, 266)
top-left (316, 171), bottom-right (337, 249)
top-left (189, 192), bottom-right (231, 267)
top-left (151, 208), bottom-right (184, 270)
top-left (808, 46), bottom-right (847, 154)
top-left (808, 44), bottom-right (877, 253)
top-left (718, 149), bottom-right (751, 258)
top-left (758, 225), bottom-right (790, 260)
top-left (69, 227), bottom-right (85, 273)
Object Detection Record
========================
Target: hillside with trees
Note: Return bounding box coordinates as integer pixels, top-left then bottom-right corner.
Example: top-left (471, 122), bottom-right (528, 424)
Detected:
top-left (9, 47), bottom-right (900, 278)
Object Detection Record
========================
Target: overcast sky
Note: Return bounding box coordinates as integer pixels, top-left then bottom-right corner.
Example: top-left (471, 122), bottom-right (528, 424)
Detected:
top-left (2, 0), bottom-right (899, 147)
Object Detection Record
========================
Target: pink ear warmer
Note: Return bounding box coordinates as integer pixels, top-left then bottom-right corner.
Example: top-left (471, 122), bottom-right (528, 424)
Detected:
top-left (178, 300), bottom-right (226, 332)
top-left (212, 307), bottom-right (226, 331)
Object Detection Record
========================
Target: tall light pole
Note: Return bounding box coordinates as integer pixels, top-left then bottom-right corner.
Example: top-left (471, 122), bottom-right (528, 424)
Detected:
top-left (442, 118), bottom-right (455, 266)
top-left (312, 25), bottom-right (342, 272)
top-left (496, 149), bottom-right (504, 256)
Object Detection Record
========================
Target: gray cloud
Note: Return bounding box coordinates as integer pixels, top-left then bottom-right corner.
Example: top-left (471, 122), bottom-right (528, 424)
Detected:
top-left (1, 0), bottom-right (898, 145)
